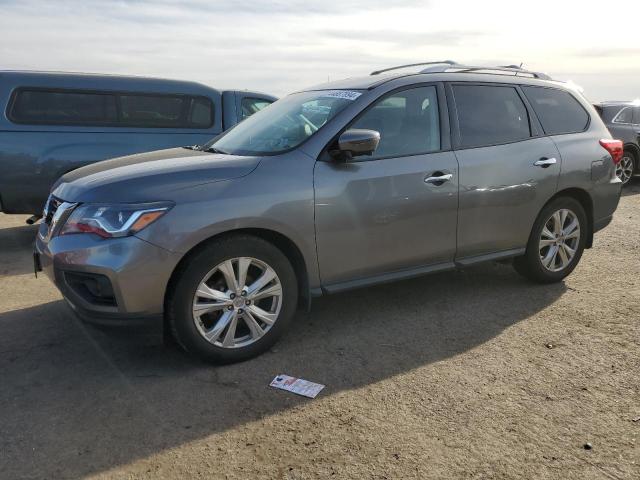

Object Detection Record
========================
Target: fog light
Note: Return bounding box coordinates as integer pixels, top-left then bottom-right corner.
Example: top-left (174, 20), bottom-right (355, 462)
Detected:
top-left (64, 271), bottom-right (117, 307)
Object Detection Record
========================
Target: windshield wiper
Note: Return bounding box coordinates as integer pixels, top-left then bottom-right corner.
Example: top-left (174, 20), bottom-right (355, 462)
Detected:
top-left (204, 146), bottom-right (230, 154)
top-left (182, 144), bottom-right (230, 154)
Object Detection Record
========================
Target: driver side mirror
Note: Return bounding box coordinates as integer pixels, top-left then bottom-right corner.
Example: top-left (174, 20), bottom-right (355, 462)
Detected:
top-left (330, 129), bottom-right (380, 162)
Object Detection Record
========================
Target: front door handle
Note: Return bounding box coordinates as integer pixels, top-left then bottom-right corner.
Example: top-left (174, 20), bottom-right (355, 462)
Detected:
top-left (424, 173), bottom-right (453, 185)
top-left (534, 157), bottom-right (557, 168)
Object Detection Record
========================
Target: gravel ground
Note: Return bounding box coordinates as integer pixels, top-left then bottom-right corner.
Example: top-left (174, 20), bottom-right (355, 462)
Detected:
top-left (1, 182), bottom-right (638, 480)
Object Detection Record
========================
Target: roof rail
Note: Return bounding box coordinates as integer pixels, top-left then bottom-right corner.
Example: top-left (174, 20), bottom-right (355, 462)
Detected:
top-left (370, 61), bottom-right (459, 76)
top-left (454, 66), bottom-right (551, 80)
top-left (370, 61), bottom-right (552, 80)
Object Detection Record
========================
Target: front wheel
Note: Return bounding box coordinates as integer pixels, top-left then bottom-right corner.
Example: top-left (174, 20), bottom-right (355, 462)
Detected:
top-left (514, 197), bottom-right (587, 283)
top-left (167, 235), bottom-right (298, 363)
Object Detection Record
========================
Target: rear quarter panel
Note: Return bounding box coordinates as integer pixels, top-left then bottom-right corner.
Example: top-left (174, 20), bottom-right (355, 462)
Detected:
top-left (553, 124), bottom-right (621, 224)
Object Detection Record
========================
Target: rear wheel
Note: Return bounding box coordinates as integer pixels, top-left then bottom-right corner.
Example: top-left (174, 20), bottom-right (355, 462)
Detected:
top-left (167, 235), bottom-right (298, 363)
top-left (514, 197), bottom-right (587, 283)
top-left (616, 150), bottom-right (636, 185)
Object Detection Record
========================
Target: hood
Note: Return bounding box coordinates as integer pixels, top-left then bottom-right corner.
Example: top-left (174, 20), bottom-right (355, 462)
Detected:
top-left (52, 147), bottom-right (261, 204)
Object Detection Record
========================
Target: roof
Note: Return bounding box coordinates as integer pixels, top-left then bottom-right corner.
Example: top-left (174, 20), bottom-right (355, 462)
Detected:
top-left (0, 70), bottom-right (219, 95)
top-left (596, 100), bottom-right (640, 106)
top-left (301, 61), bottom-right (563, 93)
top-left (304, 71), bottom-right (564, 93)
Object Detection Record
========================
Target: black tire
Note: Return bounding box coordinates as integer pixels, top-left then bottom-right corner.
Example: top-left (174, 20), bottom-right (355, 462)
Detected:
top-left (618, 149), bottom-right (637, 186)
top-left (166, 234), bottom-right (298, 363)
top-left (513, 197), bottom-right (587, 284)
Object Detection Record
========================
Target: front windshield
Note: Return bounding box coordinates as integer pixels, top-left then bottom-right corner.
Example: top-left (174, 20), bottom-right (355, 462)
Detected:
top-left (207, 90), bottom-right (363, 155)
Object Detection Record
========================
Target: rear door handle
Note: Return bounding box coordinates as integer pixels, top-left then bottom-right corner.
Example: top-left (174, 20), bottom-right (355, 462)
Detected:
top-left (424, 173), bottom-right (453, 185)
top-left (534, 157), bottom-right (557, 168)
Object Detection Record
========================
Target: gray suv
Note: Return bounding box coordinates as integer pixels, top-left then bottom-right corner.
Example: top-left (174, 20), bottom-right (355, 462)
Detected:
top-left (35, 62), bottom-right (623, 363)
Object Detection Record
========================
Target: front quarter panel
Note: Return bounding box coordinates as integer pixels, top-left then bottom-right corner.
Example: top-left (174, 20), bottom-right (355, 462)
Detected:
top-left (134, 151), bottom-right (320, 288)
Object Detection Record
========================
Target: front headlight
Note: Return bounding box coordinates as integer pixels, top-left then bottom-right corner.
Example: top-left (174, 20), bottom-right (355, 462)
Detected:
top-left (59, 202), bottom-right (173, 238)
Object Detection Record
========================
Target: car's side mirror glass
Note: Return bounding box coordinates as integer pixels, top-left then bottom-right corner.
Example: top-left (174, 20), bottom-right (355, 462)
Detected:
top-left (330, 129), bottom-right (380, 162)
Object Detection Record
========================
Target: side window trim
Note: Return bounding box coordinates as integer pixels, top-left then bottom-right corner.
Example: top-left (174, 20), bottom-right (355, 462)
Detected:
top-left (6, 87), bottom-right (215, 129)
top-left (444, 82), bottom-right (461, 149)
top-left (514, 85), bottom-right (544, 137)
top-left (446, 81), bottom-right (536, 150)
top-left (320, 82), bottom-right (450, 162)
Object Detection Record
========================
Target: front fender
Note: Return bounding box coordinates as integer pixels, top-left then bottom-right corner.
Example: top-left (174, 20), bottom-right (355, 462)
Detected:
top-left (135, 155), bottom-right (320, 289)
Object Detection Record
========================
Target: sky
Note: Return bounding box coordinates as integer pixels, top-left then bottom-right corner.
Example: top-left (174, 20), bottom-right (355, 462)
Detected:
top-left (0, 0), bottom-right (638, 102)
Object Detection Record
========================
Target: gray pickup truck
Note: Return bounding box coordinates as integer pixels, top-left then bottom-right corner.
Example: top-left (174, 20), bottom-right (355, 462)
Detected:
top-left (0, 71), bottom-right (276, 216)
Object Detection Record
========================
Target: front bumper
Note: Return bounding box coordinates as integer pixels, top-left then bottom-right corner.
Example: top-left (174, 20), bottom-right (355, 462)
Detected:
top-left (35, 223), bottom-right (182, 326)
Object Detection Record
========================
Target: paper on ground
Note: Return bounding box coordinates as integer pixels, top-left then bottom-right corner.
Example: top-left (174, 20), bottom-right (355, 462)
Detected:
top-left (270, 374), bottom-right (325, 398)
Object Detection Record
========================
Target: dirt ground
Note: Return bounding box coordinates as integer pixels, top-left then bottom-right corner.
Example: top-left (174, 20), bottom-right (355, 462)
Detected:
top-left (1, 183), bottom-right (638, 480)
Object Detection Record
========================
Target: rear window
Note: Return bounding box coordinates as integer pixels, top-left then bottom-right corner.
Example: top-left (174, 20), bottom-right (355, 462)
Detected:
top-left (9, 89), bottom-right (214, 128)
top-left (453, 84), bottom-right (531, 148)
top-left (521, 86), bottom-right (589, 135)
top-left (9, 90), bottom-right (117, 124)
top-left (119, 94), bottom-right (183, 127)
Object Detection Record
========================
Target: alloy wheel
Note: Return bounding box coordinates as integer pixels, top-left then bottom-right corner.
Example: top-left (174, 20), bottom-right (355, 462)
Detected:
top-left (538, 209), bottom-right (580, 272)
top-left (192, 257), bottom-right (283, 348)
top-left (616, 155), bottom-right (634, 184)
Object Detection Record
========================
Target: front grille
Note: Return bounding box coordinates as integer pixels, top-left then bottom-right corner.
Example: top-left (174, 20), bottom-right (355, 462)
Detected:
top-left (43, 196), bottom-right (62, 224)
top-left (40, 196), bottom-right (76, 241)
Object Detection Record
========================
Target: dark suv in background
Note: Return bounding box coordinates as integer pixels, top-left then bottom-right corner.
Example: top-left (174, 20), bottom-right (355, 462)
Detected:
top-left (595, 101), bottom-right (640, 185)
top-left (35, 62), bottom-right (623, 363)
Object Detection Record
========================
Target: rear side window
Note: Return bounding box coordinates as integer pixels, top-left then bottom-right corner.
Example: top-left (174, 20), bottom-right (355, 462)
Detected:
top-left (634, 107), bottom-right (640, 125)
top-left (521, 86), bottom-right (589, 135)
top-left (612, 106), bottom-right (634, 124)
top-left (10, 90), bottom-right (117, 124)
top-left (453, 85), bottom-right (531, 148)
top-left (120, 95), bottom-right (183, 127)
top-left (9, 89), bottom-right (214, 128)
top-left (241, 97), bottom-right (273, 120)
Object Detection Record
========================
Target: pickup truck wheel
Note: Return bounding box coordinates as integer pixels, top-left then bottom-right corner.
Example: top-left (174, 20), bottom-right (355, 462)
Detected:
top-left (514, 197), bottom-right (587, 284)
top-left (616, 151), bottom-right (636, 185)
top-left (167, 235), bottom-right (298, 363)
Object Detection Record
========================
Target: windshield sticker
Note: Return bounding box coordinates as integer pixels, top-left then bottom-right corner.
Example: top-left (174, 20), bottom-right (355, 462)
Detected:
top-left (320, 90), bottom-right (362, 101)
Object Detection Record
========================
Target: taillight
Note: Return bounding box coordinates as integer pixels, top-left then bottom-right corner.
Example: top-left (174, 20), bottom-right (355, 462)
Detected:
top-left (599, 139), bottom-right (624, 164)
